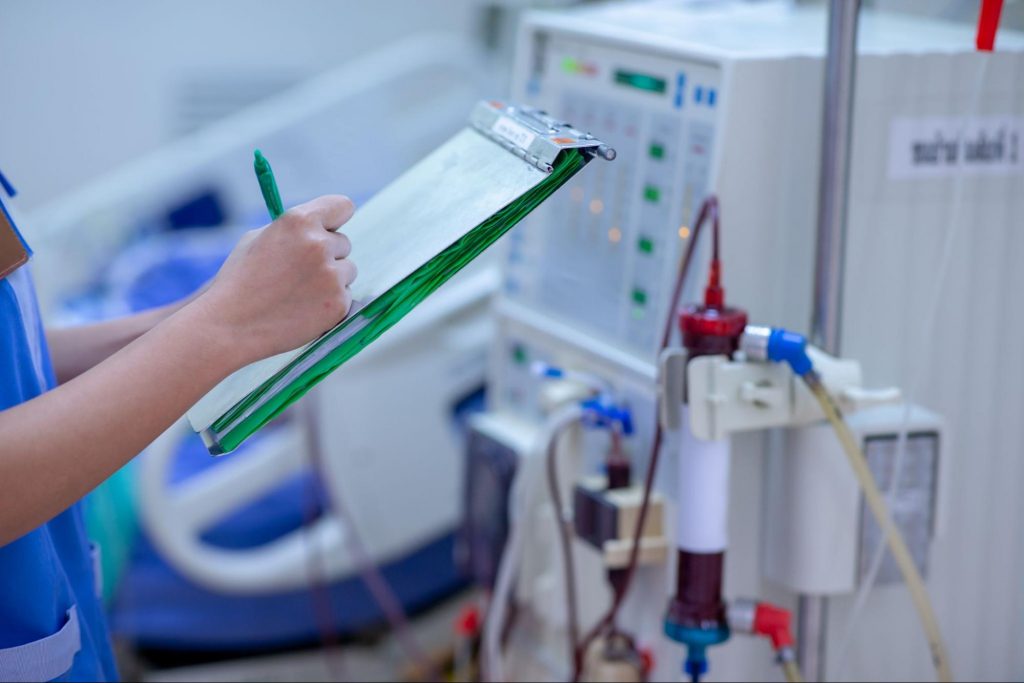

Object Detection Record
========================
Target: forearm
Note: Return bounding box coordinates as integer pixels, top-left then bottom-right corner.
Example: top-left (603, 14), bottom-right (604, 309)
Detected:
top-left (47, 301), bottom-right (187, 384)
top-left (0, 299), bottom-right (243, 545)
top-left (0, 194), bottom-right (357, 546)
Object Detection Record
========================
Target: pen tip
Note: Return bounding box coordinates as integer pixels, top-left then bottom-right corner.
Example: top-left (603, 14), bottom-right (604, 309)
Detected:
top-left (254, 149), bottom-right (268, 172)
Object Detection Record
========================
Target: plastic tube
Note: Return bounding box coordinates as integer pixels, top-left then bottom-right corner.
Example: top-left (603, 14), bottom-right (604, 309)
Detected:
top-left (782, 659), bottom-right (805, 683)
top-left (677, 406), bottom-right (730, 553)
top-left (482, 404), bottom-right (584, 683)
top-left (546, 418), bottom-right (582, 675)
top-left (572, 196), bottom-right (720, 681)
top-left (802, 372), bottom-right (953, 683)
top-left (299, 392), bottom-right (434, 678)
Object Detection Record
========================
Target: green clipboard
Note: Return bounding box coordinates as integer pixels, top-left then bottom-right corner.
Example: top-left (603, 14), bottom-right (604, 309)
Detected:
top-left (187, 100), bottom-right (614, 454)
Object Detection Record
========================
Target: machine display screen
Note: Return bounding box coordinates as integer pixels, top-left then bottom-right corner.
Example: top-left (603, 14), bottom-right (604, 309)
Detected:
top-left (613, 69), bottom-right (666, 94)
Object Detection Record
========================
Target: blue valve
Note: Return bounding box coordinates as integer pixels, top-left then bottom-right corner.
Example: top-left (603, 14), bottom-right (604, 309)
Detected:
top-left (531, 362), bottom-right (634, 434)
top-left (766, 328), bottom-right (812, 376)
top-left (741, 325), bottom-right (813, 376)
top-left (580, 397), bottom-right (635, 435)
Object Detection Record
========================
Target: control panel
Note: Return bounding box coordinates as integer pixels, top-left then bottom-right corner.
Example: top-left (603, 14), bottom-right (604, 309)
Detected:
top-left (502, 30), bottom-right (723, 365)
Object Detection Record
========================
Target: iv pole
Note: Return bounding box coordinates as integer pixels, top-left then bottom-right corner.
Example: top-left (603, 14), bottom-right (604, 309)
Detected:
top-left (800, 0), bottom-right (861, 679)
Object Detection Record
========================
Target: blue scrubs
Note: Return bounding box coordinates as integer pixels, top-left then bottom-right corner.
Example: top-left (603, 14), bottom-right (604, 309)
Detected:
top-left (0, 173), bottom-right (119, 681)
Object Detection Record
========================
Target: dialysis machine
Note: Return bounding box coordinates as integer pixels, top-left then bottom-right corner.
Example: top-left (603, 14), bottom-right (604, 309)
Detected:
top-left (467, 2), bottom-right (1024, 681)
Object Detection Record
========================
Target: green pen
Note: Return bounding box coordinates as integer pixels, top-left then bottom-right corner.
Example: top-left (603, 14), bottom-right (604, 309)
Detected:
top-left (254, 149), bottom-right (284, 220)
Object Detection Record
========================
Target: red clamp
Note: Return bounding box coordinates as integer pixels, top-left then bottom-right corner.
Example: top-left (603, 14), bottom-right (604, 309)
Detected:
top-left (977, 0), bottom-right (1004, 52)
top-left (753, 603), bottom-right (795, 650)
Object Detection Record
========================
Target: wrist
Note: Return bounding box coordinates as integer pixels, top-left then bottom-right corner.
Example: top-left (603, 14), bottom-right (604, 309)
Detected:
top-left (173, 294), bottom-right (260, 374)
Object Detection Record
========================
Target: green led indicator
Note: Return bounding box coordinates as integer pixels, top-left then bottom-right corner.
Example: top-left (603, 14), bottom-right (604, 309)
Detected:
top-left (614, 70), bottom-right (667, 94)
top-left (632, 288), bottom-right (648, 306)
top-left (638, 236), bottom-right (654, 254)
top-left (512, 344), bottom-right (528, 365)
top-left (562, 57), bottom-right (579, 74)
top-left (649, 143), bottom-right (665, 159)
top-left (643, 185), bottom-right (660, 203)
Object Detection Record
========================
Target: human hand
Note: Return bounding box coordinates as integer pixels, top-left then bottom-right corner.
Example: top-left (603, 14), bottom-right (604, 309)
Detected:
top-left (189, 195), bottom-right (357, 367)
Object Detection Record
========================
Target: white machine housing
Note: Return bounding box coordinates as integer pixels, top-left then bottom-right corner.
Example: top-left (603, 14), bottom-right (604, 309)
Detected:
top-left (487, 2), bottom-right (1024, 681)
top-left (764, 403), bottom-right (944, 595)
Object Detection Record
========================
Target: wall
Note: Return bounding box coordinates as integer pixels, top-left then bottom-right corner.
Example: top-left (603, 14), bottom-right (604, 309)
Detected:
top-left (0, 0), bottom-right (481, 209)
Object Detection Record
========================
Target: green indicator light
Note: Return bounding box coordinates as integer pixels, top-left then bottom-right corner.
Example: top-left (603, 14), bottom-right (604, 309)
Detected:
top-left (644, 185), bottom-right (661, 203)
top-left (562, 57), bottom-right (579, 74)
top-left (638, 237), bottom-right (654, 254)
top-left (649, 143), bottom-right (665, 159)
top-left (632, 288), bottom-right (648, 306)
top-left (512, 344), bottom-right (528, 365)
top-left (614, 70), bottom-right (667, 94)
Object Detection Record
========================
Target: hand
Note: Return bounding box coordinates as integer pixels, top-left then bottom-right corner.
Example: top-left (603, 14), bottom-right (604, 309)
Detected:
top-left (189, 195), bottom-right (358, 366)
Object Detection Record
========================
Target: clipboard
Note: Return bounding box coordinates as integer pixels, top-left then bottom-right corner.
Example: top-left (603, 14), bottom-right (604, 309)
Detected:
top-left (187, 100), bottom-right (614, 454)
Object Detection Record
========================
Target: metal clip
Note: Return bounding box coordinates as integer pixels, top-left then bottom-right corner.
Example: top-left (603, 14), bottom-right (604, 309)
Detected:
top-left (469, 100), bottom-right (615, 173)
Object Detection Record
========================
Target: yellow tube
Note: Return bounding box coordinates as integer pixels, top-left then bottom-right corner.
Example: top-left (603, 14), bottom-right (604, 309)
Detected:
top-left (804, 373), bottom-right (953, 683)
top-left (781, 659), bottom-right (805, 683)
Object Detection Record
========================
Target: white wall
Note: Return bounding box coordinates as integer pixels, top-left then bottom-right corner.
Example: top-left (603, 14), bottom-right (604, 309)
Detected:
top-left (0, 0), bottom-right (481, 209)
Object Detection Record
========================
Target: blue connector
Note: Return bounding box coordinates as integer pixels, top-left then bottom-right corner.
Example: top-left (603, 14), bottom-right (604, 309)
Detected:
top-left (685, 653), bottom-right (708, 683)
top-left (580, 397), bottom-right (635, 435)
top-left (532, 362), bottom-right (633, 434)
top-left (740, 325), bottom-right (813, 376)
top-left (664, 622), bottom-right (729, 683)
top-left (532, 362), bottom-right (565, 379)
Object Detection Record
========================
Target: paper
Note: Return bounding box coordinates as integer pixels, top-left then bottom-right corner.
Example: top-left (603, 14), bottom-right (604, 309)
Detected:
top-left (188, 128), bottom-right (547, 434)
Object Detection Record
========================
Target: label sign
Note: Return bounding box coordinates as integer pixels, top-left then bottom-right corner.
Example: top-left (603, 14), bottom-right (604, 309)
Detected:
top-left (888, 116), bottom-right (1023, 179)
top-left (492, 117), bottom-right (537, 151)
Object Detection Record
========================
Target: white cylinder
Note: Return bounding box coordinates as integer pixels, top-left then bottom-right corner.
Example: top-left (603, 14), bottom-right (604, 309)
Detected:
top-left (676, 406), bottom-right (731, 553)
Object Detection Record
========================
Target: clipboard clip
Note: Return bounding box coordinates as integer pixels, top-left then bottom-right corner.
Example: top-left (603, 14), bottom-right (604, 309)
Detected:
top-left (470, 100), bottom-right (616, 173)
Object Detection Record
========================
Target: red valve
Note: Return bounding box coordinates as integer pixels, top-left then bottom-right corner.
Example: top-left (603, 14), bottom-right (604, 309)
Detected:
top-left (455, 604), bottom-right (481, 637)
top-left (753, 603), bottom-right (795, 650)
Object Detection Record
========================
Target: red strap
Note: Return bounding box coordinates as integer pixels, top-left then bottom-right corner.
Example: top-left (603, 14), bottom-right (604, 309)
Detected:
top-left (976, 0), bottom-right (1004, 52)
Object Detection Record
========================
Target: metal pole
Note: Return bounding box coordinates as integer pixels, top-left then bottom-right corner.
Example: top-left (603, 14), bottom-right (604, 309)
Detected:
top-left (797, 594), bottom-right (829, 682)
top-left (810, 0), bottom-right (861, 354)
top-left (800, 0), bottom-right (861, 680)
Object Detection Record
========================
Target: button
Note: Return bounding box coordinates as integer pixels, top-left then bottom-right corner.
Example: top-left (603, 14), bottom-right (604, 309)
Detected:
top-left (643, 185), bottom-right (660, 203)
top-left (649, 143), bottom-right (665, 159)
top-left (637, 236), bottom-right (655, 254)
top-left (632, 288), bottom-right (648, 306)
top-left (512, 344), bottom-right (528, 364)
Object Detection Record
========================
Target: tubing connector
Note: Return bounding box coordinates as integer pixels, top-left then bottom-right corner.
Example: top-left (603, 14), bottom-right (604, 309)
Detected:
top-left (580, 397), bottom-right (635, 435)
top-left (728, 598), bottom-right (795, 649)
top-left (740, 325), bottom-right (813, 376)
top-left (729, 599), bottom-right (798, 669)
top-left (663, 621), bottom-right (729, 683)
top-left (684, 649), bottom-right (708, 683)
top-left (532, 362), bottom-right (633, 433)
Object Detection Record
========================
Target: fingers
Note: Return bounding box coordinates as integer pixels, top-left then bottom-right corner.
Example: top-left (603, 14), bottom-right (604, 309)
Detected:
top-left (327, 231), bottom-right (352, 260)
top-left (292, 194), bottom-right (355, 232)
top-left (336, 258), bottom-right (358, 287)
top-left (338, 287), bottom-right (354, 319)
